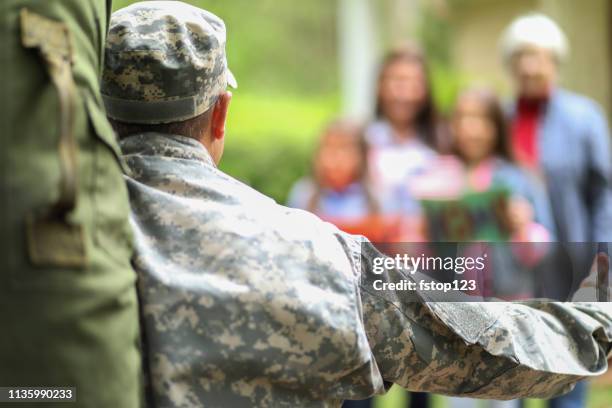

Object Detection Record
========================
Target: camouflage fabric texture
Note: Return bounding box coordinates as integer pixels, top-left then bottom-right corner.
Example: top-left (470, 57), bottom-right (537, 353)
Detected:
top-left (121, 133), bottom-right (612, 408)
top-left (101, 1), bottom-right (237, 124)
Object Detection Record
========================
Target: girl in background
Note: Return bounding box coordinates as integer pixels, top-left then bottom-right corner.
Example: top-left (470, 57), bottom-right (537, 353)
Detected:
top-left (288, 119), bottom-right (378, 219)
top-left (444, 88), bottom-right (555, 408)
top-left (287, 116), bottom-right (418, 408)
top-left (450, 88), bottom-right (554, 243)
top-left (287, 119), bottom-right (408, 243)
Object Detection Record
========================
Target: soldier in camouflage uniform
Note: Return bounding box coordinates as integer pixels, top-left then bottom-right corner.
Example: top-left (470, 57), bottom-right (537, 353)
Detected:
top-left (102, 2), bottom-right (612, 407)
top-left (0, 1), bottom-right (141, 407)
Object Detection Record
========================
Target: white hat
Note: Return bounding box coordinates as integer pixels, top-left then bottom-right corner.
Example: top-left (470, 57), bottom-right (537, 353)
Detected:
top-left (500, 13), bottom-right (569, 65)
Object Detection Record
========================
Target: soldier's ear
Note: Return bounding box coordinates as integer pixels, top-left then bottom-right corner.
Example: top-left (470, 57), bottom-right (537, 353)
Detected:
top-left (211, 91), bottom-right (232, 140)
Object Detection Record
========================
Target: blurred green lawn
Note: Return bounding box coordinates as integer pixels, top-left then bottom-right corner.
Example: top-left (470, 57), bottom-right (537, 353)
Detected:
top-left (220, 91), bottom-right (340, 203)
top-left (374, 385), bottom-right (612, 408)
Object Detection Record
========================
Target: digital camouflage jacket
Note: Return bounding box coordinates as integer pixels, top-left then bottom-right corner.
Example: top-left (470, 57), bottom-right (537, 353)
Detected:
top-left (121, 132), bottom-right (612, 408)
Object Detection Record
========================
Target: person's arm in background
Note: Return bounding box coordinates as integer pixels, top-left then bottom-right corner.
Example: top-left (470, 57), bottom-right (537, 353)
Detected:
top-left (508, 170), bottom-right (555, 266)
top-left (286, 177), bottom-right (315, 210)
top-left (523, 172), bottom-right (556, 241)
top-left (496, 163), bottom-right (555, 241)
top-left (586, 103), bottom-right (612, 243)
top-left (339, 233), bottom-right (612, 400)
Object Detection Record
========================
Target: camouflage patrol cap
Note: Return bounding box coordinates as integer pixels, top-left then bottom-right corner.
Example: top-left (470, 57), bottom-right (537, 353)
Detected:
top-left (101, 1), bottom-right (237, 124)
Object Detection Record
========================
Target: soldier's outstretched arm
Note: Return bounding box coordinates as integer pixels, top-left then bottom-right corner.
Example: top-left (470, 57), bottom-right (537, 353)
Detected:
top-left (346, 235), bottom-right (612, 400)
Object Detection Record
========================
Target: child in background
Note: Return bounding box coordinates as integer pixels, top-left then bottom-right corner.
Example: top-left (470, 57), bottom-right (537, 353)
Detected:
top-left (444, 88), bottom-right (555, 408)
top-left (450, 88), bottom-right (554, 242)
top-left (287, 117), bottom-right (418, 408)
top-left (288, 119), bottom-right (378, 218)
top-left (287, 119), bottom-right (408, 243)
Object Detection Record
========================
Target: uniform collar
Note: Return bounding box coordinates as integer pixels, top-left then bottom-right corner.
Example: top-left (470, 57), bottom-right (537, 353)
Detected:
top-left (119, 132), bottom-right (216, 168)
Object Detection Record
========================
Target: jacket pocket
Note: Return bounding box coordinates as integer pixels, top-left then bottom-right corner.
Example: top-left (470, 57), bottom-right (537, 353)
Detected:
top-left (20, 8), bottom-right (87, 269)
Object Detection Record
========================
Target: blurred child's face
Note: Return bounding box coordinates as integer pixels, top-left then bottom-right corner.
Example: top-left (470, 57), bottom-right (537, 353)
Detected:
top-left (378, 60), bottom-right (427, 128)
top-left (452, 95), bottom-right (497, 164)
top-left (315, 131), bottom-right (362, 191)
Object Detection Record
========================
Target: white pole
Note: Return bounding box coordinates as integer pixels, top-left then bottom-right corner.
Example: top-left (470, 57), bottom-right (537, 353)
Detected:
top-left (338, 0), bottom-right (379, 120)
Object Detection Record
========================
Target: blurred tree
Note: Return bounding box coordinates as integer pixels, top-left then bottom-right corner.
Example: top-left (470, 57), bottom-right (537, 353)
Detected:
top-left (112, 0), bottom-right (339, 96)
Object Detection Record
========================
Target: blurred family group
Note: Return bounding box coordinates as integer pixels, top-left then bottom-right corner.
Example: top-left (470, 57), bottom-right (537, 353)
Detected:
top-left (286, 13), bottom-right (611, 408)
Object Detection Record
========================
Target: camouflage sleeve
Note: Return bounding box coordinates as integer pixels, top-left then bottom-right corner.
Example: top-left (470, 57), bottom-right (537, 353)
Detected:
top-left (342, 235), bottom-right (612, 400)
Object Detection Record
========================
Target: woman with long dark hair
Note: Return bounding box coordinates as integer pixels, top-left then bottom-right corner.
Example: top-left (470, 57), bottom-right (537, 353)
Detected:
top-left (366, 45), bottom-right (442, 200)
top-left (363, 44), bottom-right (441, 408)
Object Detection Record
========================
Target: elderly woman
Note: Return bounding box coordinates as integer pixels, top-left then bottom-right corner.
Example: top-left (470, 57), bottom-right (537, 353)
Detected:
top-left (501, 13), bottom-right (611, 279)
top-left (501, 13), bottom-right (612, 408)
